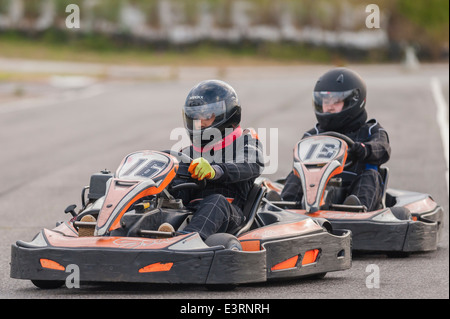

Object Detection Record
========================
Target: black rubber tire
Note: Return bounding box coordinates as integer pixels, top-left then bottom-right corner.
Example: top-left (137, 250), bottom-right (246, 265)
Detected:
top-left (314, 218), bottom-right (333, 233)
top-left (390, 207), bottom-right (412, 220)
top-left (31, 280), bottom-right (65, 289)
top-left (314, 272), bottom-right (327, 279)
top-left (206, 284), bottom-right (237, 291)
top-left (205, 233), bottom-right (242, 251)
top-left (386, 251), bottom-right (411, 258)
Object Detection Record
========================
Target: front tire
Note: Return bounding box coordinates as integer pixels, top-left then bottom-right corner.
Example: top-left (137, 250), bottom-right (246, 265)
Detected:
top-left (31, 280), bottom-right (64, 289)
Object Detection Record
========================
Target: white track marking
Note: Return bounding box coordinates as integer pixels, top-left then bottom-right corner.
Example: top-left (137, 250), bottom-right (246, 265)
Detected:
top-left (430, 77), bottom-right (449, 194)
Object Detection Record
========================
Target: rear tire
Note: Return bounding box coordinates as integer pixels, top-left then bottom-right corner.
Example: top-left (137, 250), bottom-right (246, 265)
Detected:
top-left (206, 284), bottom-right (237, 291)
top-left (386, 251), bottom-right (410, 258)
top-left (314, 218), bottom-right (333, 233)
top-left (390, 207), bottom-right (412, 220)
top-left (314, 272), bottom-right (327, 279)
top-left (205, 233), bottom-right (242, 251)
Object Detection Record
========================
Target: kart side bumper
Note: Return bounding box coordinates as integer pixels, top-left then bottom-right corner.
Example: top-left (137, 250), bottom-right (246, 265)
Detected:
top-left (10, 241), bottom-right (266, 285)
top-left (10, 229), bottom-right (351, 285)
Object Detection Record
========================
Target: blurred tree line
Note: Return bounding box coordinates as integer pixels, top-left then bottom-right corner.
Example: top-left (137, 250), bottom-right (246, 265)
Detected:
top-left (0, 0), bottom-right (448, 62)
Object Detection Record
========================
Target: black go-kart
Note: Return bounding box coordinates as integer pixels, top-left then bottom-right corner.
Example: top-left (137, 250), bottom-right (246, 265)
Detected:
top-left (259, 132), bottom-right (444, 256)
top-left (11, 149), bottom-right (351, 289)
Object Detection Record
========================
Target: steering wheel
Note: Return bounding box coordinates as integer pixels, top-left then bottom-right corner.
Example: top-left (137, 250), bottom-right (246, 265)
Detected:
top-left (161, 150), bottom-right (207, 190)
top-left (317, 131), bottom-right (355, 147)
top-left (161, 149), bottom-right (193, 165)
top-left (317, 132), bottom-right (355, 168)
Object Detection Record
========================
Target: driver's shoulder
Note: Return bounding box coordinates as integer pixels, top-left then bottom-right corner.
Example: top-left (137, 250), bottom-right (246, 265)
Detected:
top-left (365, 118), bottom-right (379, 127)
top-left (362, 118), bottom-right (386, 135)
top-left (302, 124), bottom-right (321, 138)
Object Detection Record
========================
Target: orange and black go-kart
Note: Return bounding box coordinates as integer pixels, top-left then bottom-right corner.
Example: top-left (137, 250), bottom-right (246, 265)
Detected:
top-left (10, 149), bottom-right (351, 289)
top-left (258, 132), bottom-right (444, 257)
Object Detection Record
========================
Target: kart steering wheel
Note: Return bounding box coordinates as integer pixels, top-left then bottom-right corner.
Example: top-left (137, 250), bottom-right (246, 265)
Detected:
top-left (162, 149), bottom-right (193, 165)
top-left (317, 132), bottom-right (355, 168)
top-left (161, 150), bottom-right (207, 189)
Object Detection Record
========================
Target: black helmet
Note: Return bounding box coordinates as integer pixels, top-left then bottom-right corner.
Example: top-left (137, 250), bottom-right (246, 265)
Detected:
top-left (183, 80), bottom-right (241, 146)
top-left (313, 68), bottom-right (367, 132)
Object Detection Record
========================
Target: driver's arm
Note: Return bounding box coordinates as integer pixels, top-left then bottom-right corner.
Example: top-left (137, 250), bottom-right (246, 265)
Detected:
top-left (363, 127), bottom-right (391, 165)
top-left (280, 171), bottom-right (303, 202)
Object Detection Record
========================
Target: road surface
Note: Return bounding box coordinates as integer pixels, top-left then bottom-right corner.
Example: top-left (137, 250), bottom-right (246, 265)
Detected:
top-left (0, 61), bottom-right (448, 300)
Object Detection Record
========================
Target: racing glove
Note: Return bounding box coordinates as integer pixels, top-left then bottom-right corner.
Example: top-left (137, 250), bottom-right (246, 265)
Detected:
top-left (349, 142), bottom-right (368, 160)
top-left (188, 157), bottom-right (216, 180)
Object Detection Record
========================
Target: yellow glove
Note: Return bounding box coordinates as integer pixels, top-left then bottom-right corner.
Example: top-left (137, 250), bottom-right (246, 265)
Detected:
top-left (188, 157), bottom-right (216, 180)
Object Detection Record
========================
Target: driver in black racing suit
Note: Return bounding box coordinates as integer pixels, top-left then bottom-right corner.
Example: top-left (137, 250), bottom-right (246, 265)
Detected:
top-left (281, 68), bottom-right (391, 211)
top-left (159, 80), bottom-right (264, 240)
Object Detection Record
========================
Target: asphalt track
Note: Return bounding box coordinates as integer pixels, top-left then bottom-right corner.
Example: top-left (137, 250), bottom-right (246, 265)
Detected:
top-left (0, 61), bottom-right (448, 300)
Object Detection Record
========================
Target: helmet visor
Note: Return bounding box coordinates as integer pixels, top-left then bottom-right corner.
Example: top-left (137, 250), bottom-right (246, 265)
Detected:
top-left (313, 89), bottom-right (359, 113)
top-left (183, 100), bottom-right (226, 131)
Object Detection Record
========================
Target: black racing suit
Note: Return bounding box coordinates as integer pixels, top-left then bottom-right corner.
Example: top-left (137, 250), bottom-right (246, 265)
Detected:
top-left (171, 128), bottom-right (265, 239)
top-left (281, 119), bottom-right (391, 211)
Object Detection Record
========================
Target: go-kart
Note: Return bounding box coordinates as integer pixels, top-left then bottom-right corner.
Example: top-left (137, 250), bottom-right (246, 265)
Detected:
top-left (10, 149), bottom-right (351, 289)
top-left (259, 132), bottom-right (444, 256)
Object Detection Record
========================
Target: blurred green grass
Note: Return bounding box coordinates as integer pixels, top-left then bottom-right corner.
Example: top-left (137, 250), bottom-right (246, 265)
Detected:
top-left (0, 30), bottom-right (340, 66)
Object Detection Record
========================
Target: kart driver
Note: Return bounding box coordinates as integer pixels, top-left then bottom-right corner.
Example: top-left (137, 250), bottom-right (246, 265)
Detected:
top-left (158, 80), bottom-right (265, 240)
top-left (281, 68), bottom-right (391, 211)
